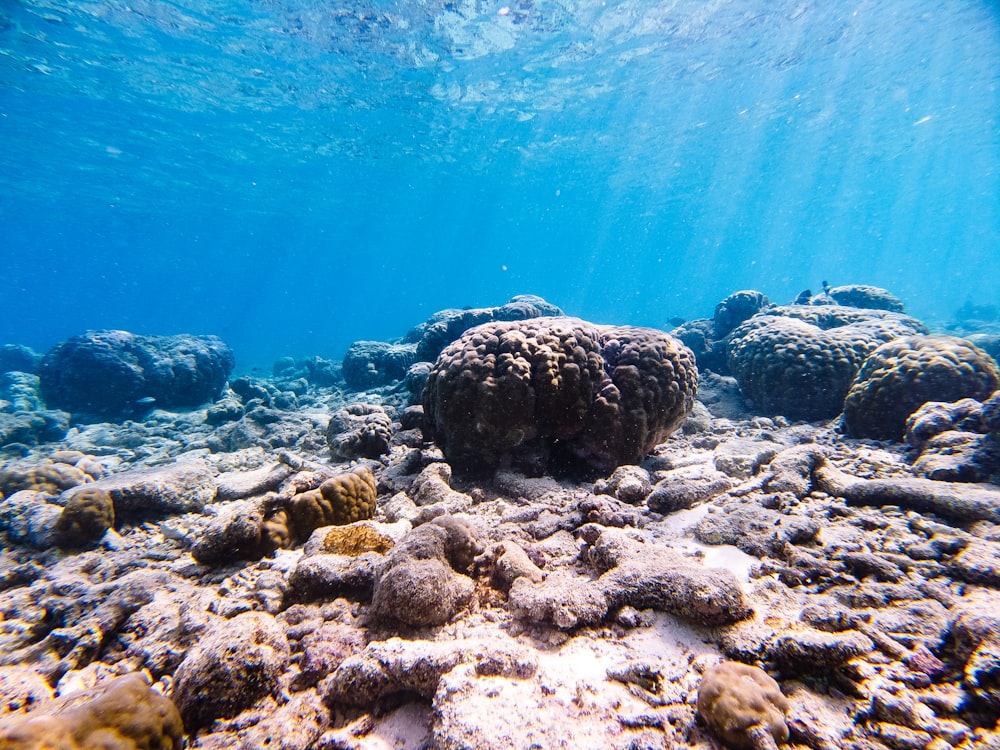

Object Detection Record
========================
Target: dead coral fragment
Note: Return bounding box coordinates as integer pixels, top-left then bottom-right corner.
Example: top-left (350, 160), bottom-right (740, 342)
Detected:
top-left (697, 661), bottom-right (789, 750)
top-left (0, 672), bottom-right (183, 750)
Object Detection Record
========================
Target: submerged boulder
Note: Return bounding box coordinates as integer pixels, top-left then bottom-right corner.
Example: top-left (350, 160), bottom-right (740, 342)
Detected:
top-left (39, 330), bottom-right (234, 419)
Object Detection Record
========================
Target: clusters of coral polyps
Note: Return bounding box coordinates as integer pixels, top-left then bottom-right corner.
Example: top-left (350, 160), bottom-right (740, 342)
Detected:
top-left (422, 316), bottom-right (698, 475)
top-left (280, 465), bottom-right (378, 545)
top-left (844, 335), bottom-right (1000, 440)
top-left (726, 305), bottom-right (927, 421)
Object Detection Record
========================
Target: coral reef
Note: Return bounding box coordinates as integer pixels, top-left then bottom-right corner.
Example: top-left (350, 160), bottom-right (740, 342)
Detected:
top-left (843, 335), bottom-right (1000, 440)
top-left (423, 316), bottom-right (697, 475)
top-left (39, 330), bottom-right (234, 419)
top-left (5, 291), bottom-right (1000, 750)
top-left (727, 305), bottom-right (927, 421)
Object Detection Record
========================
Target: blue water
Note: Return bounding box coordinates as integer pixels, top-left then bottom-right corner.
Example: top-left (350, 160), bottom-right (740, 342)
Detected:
top-left (2, 0), bottom-right (999, 372)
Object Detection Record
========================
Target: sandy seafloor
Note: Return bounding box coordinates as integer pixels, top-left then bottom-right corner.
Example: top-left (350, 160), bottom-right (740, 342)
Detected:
top-left (1, 341), bottom-right (1000, 749)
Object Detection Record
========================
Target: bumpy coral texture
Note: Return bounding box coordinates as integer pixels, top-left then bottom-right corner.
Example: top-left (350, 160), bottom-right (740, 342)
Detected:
top-left (844, 335), bottom-right (1000, 440)
top-left (697, 661), bottom-right (789, 750)
top-left (0, 460), bottom-right (96, 497)
top-left (713, 290), bottom-right (771, 338)
top-left (52, 487), bottom-right (115, 549)
top-left (827, 284), bottom-right (906, 313)
top-left (0, 672), bottom-right (183, 750)
top-left (341, 341), bottom-right (417, 389)
top-left (287, 466), bottom-right (378, 542)
top-left (326, 403), bottom-right (394, 460)
top-left (423, 317), bottom-right (697, 474)
top-left (727, 305), bottom-right (927, 421)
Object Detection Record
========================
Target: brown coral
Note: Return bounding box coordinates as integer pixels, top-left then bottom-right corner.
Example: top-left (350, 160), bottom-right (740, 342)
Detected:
top-left (326, 403), bottom-right (394, 460)
top-left (697, 661), bottom-right (789, 750)
top-left (727, 305), bottom-right (927, 421)
top-left (52, 487), bottom-right (115, 549)
top-left (0, 462), bottom-right (90, 497)
top-left (422, 316), bottom-right (697, 475)
top-left (0, 672), bottom-right (183, 750)
top-left (287, 466), bottom-right (378, 542)
top-left (843, 335), bottom-right (1000, 440)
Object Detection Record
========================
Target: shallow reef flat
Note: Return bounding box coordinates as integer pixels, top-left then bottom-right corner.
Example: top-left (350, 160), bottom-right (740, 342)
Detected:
top-left (1, 290), bottom-right (999, 749)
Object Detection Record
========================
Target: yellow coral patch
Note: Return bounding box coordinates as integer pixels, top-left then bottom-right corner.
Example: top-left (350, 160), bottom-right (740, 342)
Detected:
top-left (320, 521), bottom-right (395, 556)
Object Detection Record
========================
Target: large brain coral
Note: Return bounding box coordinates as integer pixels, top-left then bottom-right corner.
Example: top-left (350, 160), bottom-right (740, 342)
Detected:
top-left (843, 335), bottom-right (1000, 440)
top-left (727, 305), bottom-right (927, 421)
top-left (422, 317), bottom-right (697, 475)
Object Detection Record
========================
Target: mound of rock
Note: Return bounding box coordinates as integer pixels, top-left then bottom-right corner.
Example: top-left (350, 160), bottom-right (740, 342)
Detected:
top-left (39, 330), bottom-right (234, 419)
top-left (423, 316), bottom-right (697, 475)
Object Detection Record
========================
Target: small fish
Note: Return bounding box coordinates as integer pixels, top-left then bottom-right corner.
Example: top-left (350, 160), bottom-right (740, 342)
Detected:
top-left (822, 280), bottom-right (831, 294)
top-left (135, 396), bottom-right (156, 405)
